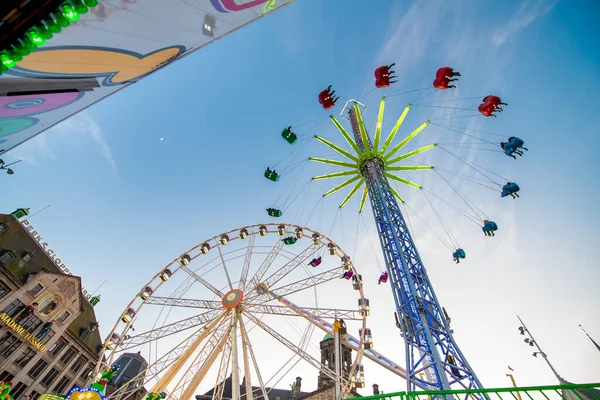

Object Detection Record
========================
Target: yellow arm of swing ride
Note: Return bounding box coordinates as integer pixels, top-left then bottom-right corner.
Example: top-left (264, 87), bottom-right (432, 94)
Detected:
top-left (359, 187), bottom-right (369, 213)
top-left (388, 184), bottom-right (406, 204)
top-left (353, 102), bottom-right (371, 153)
top-left (323, 175), bottom-right (361, 197)
top-left (330, 116), bottom-right (363, 156)
top-left (314, 135), bottom-right (359, 162)
top-left (308, 157), bottom-right (357, 169)
top-left (385, 173), bottom-right (422, 189)
top-left (339, 178), bottom-right (365, 208)
top-left (312, 170), bottom-right (358, 180)
top-left (383, 121), bottom-right (430, 161)
top-left (386, 166), bottom-right (433, 171)
top-left (386, 143), bottom-right (437, 165)
top-left (380, 104), bottom-right (411, 155)
top-left (373, 97), bottom-right (386, 153)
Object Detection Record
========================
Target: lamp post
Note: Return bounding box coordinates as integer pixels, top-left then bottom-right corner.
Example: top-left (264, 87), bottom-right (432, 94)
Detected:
top-left (517, 315), bottom-right (561, 378)
top-left (0, 158), bottom-right (22, 175)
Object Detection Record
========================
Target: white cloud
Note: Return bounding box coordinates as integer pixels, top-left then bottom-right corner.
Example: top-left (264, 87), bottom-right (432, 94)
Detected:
top-left (491, 0), bottom-right (557, 46)
top-left (11, 111), bottom-right (116, 171)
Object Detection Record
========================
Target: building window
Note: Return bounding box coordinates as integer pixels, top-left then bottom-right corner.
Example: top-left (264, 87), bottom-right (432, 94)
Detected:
top-left (70, 356), bottom-right (86, 374)
top-left (60, 346), bottom-right (76, 364)
top-left (0, 370), bottom-right (14, 382)
top-left (21, 315), bottom-right (42, 333)
top-left (13, 347), bottom-right (36, 368)
top-left (39, 329), bottom-right (55, 345)
top-left (58, 311), bottom-right (71, 324)
top-left (0, 250), bottom-right (16, 266)
top-left (11, 382), bottom-right (28, 399)
top-left (0, 223), bottom-right (7, 233)
top-left (18, 252), bottom-right (35, 268)
top-left (30, 391), bottom-right (41, 400)
top-left (49, 338), bottom-right (67, 356)
top-left (27, 359), bottom-right (48, 379)
top-left (40, 367), bottom-right (60, 387)
top-left (54, 376), bottom-right (71, 394)
top-left (30, 284), bottom-right (44, 296)
top-left (79, 364), bottom-right (93, 379)
top-left (0, 332), bottom-right (21, 357)
top-left (0, 281), bottom-right (9, 300)
top-left (2, 299), bottom-right (24, 318)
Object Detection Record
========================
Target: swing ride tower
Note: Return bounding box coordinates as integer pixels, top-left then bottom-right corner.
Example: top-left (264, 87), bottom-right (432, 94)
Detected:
top-left (309, 99), bottom-right (484, 392)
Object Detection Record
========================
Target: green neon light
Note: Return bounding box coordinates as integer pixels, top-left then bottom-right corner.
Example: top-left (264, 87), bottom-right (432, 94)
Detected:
top-left (312, 170), bottom-right (358, 180)
top-left (324, 175), bottom-right (361, 197)
top-left (314, 135), bottom-right (359, 162)
top-left (373, 97), bottom-right (386, 153)
top-left (385, 173), bottom-right (422, 189)
top-left (386, 144), bottom-right (437, 165)
top-left (339, 178), bottom-right (365, 208)
top-left (384, 121), bottom-right (430, 160)
top-left (308, 157), bottom-right (357, 169)
top-left (330, 116), bottom-right (363, 156)
top-left (380, 104), bottom-right (411, 155)
top-left (386, 166), bottom-right (433, 171)
top-left (358, 187), bottom-right (369, 213)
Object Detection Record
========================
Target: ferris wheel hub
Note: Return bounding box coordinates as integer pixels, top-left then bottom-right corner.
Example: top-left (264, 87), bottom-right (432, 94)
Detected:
top-left (221, 288), bottom-right (244, 309)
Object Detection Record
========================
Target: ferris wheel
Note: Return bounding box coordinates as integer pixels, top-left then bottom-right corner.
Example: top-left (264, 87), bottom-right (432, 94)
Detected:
top-left (97, 224), bottom-right (372, 400)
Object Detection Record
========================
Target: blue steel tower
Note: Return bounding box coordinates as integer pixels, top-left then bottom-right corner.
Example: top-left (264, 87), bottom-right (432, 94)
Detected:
top-left (309, 99), bottom-right (484, 391)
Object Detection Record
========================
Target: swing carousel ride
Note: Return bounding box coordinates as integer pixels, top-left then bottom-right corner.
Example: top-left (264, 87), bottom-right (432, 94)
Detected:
top-left (96, 64), bottom-right (527, 398)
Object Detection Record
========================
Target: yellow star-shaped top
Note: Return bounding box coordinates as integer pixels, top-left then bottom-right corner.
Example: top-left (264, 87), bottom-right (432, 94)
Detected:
top-left (309, 98), bottom-right (437, 212)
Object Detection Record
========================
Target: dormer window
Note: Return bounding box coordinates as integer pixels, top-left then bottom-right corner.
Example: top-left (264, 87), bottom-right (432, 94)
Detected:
top-left (0, 250), bottom-right (15, 266)
top-left (0, 223), bottom-right (7, 233)
top-left (18, 252), bottom-right (34, 268)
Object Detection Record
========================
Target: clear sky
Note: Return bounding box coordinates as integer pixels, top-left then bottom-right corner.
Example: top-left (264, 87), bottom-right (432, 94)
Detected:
top-left (2, 0), bottom-right (600, 394)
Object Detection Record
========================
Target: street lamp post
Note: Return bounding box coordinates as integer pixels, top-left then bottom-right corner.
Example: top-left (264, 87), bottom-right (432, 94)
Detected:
top-left (0, 158), bottom-right (22, 175)
top-left (517, 315), bottom-right (561, 378)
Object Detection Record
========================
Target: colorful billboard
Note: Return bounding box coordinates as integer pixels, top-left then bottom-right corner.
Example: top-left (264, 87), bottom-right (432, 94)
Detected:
top-left (0, 0), bottom-right (295, 155)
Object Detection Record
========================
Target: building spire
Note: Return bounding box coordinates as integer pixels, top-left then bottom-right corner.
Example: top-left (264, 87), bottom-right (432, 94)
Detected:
top-left (579, 325), bottom-right (600, 353)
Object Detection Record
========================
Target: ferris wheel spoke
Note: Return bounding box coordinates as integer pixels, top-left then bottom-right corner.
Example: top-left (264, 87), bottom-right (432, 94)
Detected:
top-left (118, 309), bottom-right (223, 351)
top-left (182, 265), bottom-right (224, 298)
top-left (254, 267), bottom-right (341, 302)
top-left (238, 233), bottom-right (256, 289)
top-left (243, 312), bottom-right (349, 388)
top-left (246, 243), bottom-right (323, 302)
top-left (244, 302), bottom-right (361, 320)
top-left (216, 243), bottom-right (234, 291)
top-left (145, 296), bottom-right (222, 309)
top-left (170, 318), bottom-right (232, 400)
top-left (110, 314), bottom-right (228, 400)
top-left (244, 239), bottom-right (285, 292)
top-left (239, 316), bottom-right (269, 400)
top-left (213, 328), bottom-right (234, 400)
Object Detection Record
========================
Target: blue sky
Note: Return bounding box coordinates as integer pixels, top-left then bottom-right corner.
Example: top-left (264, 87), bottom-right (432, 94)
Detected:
top-left (2, 0), bottom-right (600, 393)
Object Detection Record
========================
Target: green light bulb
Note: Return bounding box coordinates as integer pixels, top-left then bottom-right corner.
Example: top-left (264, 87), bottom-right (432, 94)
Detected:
top-left (62, 5), bottom-right (80, 22)
top-left (1, 54), bottom-right (17, 68)
top-left (52, 11), bottom-right (70, 28)
top-left (27, 30), bottom-right (46, 46)
top-left (70, 0), bottom-right (89, 14)
top-left (44, 18), bottom-right (61, 34)
top-left (84, 0), bottom-right (98, 6)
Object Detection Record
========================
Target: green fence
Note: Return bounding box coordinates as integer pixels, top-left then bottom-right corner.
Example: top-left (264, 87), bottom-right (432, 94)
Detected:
top-left (350, 383), bottom-right (600, 400)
